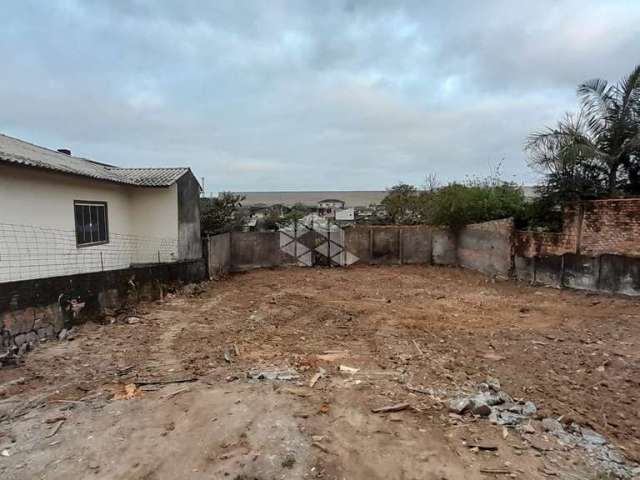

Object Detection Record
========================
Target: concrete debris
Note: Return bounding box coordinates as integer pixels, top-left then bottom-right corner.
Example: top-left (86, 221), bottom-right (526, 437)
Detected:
top-left (447, 397), bottom-right (472, 414)
top-left (247, 368), bottom-right (299, 382)
top-left (125, 316), bottom-right (142, 325)
top-left (448, 380), bottom-right (638, 479)
top-left (309, 367), bottom-right (326, 388)
top-left (541, 417), bottom-right (564, 433)
top-left (338, 365), bottom-right (360, 374)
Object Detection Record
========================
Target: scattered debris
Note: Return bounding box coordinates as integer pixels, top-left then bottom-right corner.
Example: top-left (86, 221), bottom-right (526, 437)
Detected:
top-left (247, 368), bottom-right (299, 382)
top-left (1, 449), bottom-right (10, 457)
top-left (162, 387), bottom-right (190, 400)
top-left (309, 367), bottom-right (326, 388)
top-left (338, 365), bottom-right (359, 374)
top-left (281, 453), bottom-right (296, 468)
top-left (134, 377), bottom-right (197, 386)
top-left (111, 383), bottom-right (144, 400)
top-left (479, 468), bottom-right (511, 475)
top-left (466, 442), bottom-right (498, 451)
top-left (223, 349), bottom-right (233, 363)
top-left (125, 316), bottom-right (142, 325)
top-left (371, 402), bottom-right (410, 414)
top-left (46, 419), bottom-right (65, 438)
top-left (412, 339), bottom-right (423, 356)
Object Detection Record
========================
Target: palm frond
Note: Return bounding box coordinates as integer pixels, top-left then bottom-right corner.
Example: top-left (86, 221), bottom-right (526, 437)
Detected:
top-left (578, 78), bottom-right (615, 132)
top-left (617, 64), bottom-right (640, 119)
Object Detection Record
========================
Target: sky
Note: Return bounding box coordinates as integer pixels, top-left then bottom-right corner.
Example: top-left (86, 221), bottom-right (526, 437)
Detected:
top-left (1, 1), bottom-right (639, 195)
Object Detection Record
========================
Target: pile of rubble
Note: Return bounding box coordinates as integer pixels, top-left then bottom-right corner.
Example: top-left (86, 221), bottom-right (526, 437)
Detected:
top-left (447, 380), bottom-right (639, 479)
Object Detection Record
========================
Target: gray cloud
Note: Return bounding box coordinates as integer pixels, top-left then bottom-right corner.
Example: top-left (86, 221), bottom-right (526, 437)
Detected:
top-left (1, 0), bottom-right (639, 193)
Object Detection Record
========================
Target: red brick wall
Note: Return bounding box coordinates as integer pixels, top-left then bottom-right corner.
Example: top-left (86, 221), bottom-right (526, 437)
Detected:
top-left (516, 198), bottom-right (640, 258)
top-left (578, 199), bottom-right (640, 256)
top-left (514, 230), bottom-right (577, 257)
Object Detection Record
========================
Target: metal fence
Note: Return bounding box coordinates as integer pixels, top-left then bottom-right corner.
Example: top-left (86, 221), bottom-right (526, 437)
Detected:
top-left (0, 223), bottom-right (178, 283)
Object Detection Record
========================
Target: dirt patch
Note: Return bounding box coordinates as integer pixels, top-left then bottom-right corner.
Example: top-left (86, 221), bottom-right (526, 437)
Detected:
top-left (1, 265), bottom-right (639, 479)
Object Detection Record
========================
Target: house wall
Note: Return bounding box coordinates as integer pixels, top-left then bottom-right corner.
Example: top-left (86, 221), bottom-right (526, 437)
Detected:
top-left (0, 164), bottom-right (180, 282)
top-left (177, 172), bottom-right (202, 260)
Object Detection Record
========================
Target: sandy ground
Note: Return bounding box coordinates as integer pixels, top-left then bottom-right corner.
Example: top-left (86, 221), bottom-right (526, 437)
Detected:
top-left (1, 265), bottom-right (639, 480)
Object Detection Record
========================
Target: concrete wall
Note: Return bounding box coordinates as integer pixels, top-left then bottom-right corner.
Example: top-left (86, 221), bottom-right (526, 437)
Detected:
top-left (432, 229), bottom-right (457, 265)
top-left (177, 172), bottom-right (202, 260)
top-left (0, 259), bottom-right (206, 353)
top-left (206, 233), bottom-right (231, 278)
top-left (401, 226), bottom-right (432, 264)
top-left (514, 253), bottom-right (640, 296)
top-left (457, 219), bottom-right (513, 277)
top-left (229, 232), bottom-right (286, 271)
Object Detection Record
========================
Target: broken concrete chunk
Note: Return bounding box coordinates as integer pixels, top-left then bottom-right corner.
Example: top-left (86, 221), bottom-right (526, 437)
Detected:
top-left (338, 365), bottom-right (360, 374)
top-left (522, 401), bottom-right (537, 416)
top-left (247, 368), bottom-right (299, 381)
top-left (541, 417), bottom-right (564, 433)
top-left (447, 397), bottom-right (472, 414)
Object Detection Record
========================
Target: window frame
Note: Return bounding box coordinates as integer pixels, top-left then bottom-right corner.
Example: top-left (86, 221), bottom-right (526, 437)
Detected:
top-left (74, 200), bottom-right (109, 247)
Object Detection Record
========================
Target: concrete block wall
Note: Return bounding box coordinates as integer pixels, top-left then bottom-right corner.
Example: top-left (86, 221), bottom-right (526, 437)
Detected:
top-left (457, 218), bottom-right (513, 277)
top-left (206, 233), bottom-right (231, 278)
top-left (1, 259), bottom-right (207, 353)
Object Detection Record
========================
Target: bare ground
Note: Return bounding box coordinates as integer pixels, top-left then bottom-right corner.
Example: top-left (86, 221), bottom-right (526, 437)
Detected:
top-left (1, 265), bottom-right (639, 479)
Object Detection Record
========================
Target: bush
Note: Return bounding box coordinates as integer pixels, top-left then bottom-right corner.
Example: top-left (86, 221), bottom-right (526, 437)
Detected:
top-left (427, 180), bottom-right (526, 230)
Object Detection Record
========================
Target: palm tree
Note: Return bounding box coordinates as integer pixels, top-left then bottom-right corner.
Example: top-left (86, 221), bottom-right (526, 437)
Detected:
top-left (526, 64), bottom-right (640, 195)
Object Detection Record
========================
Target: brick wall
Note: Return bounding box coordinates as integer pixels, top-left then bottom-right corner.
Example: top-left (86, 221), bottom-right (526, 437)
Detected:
top-left (516, 198), bottom-right (640, 258)
top-left (578, 199), bottom-right (640, 256)
top-left (514, 231), bottom-right (577, 257)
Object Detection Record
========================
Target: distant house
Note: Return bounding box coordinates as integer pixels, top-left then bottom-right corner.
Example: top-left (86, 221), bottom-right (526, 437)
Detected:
top-left (231, 191), bottom-right (388, 208)
top-left (317, 198), bottom-right (345, 217)
top-left (0, 133), bottom-right (202, 283)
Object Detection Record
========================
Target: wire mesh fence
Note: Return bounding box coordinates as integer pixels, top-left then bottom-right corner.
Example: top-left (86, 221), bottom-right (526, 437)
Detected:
top-left (0, 223), bottom-right (178, 283)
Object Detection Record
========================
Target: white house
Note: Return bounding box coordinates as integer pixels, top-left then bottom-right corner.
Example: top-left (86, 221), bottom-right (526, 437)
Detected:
top-left (0, 133), bottom-right (202, 283)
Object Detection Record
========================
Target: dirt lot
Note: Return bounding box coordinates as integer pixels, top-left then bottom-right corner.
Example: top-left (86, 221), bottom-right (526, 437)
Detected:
top-left (1, 265), bottom-right (639, 479)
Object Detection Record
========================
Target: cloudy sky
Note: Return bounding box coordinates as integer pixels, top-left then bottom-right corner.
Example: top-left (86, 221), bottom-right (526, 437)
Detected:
top-left (2, 1), bottom-right (639, 194)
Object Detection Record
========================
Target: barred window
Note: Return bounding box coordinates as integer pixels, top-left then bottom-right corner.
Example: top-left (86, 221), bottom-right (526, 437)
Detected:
top-left (74, 201), bottom-right (109, 246)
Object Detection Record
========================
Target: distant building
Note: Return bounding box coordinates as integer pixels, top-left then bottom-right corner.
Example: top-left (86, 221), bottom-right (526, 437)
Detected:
top-left (231, 191), bottom-right (387, 208)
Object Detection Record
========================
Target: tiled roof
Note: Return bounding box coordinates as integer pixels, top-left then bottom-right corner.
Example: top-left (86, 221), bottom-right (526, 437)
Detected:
top-left (0, 133), bottom-right (190, 187)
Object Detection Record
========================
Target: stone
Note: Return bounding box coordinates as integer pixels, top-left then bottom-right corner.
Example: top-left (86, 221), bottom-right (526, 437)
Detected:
top-left (541, 417), bottom-right (564, 433)
top-left (473, 404), bottom-right (492, 417)
top-left (521, 423), bottom-right (536, 434)
top-left (58, 328), bottom-right (69, 341)
top-left (447, 397), bottom-right (472, 414)
top-left (126, 316), bottom-right (142, 325)
top-left (522, 401), bottom-right (537, 416)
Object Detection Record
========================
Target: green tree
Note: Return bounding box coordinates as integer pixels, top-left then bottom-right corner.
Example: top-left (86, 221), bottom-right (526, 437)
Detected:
top-left (200, 192), bottom-right (245, 235)
top-left (426, 179), bottom-right (526, 230)
top-left (381, 183), bottom-right (421, 224)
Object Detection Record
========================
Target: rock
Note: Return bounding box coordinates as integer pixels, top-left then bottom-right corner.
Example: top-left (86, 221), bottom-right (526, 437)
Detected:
top-left (521, 423), bottom-right (536, 434)
top-left (473, 404), bottom-right (492, 417)
top-left (447, 397), bottom-right (472, 414)
top-left (495, 411), bottom-right (523, 425)
top-left (522, 401), bottom-right (537, 416)
top-left (58, 328), bottom-right (69, 341)
top-left (125, 316), bottom-right (141, 325)
top-left (541, 417), bottom-right (564, 433)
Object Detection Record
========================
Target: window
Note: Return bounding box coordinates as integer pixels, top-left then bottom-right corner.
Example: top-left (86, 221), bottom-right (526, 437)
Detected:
top-left (74, 201), bottom-right (109, 246)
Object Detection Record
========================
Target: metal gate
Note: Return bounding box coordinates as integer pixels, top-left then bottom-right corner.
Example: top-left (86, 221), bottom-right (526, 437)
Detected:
top-left (279, 218), bottom-right (359, 267)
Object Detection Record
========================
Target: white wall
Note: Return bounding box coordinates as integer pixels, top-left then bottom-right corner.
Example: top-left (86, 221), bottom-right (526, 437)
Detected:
top-left (0, 164), bottom-right (179, 282)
